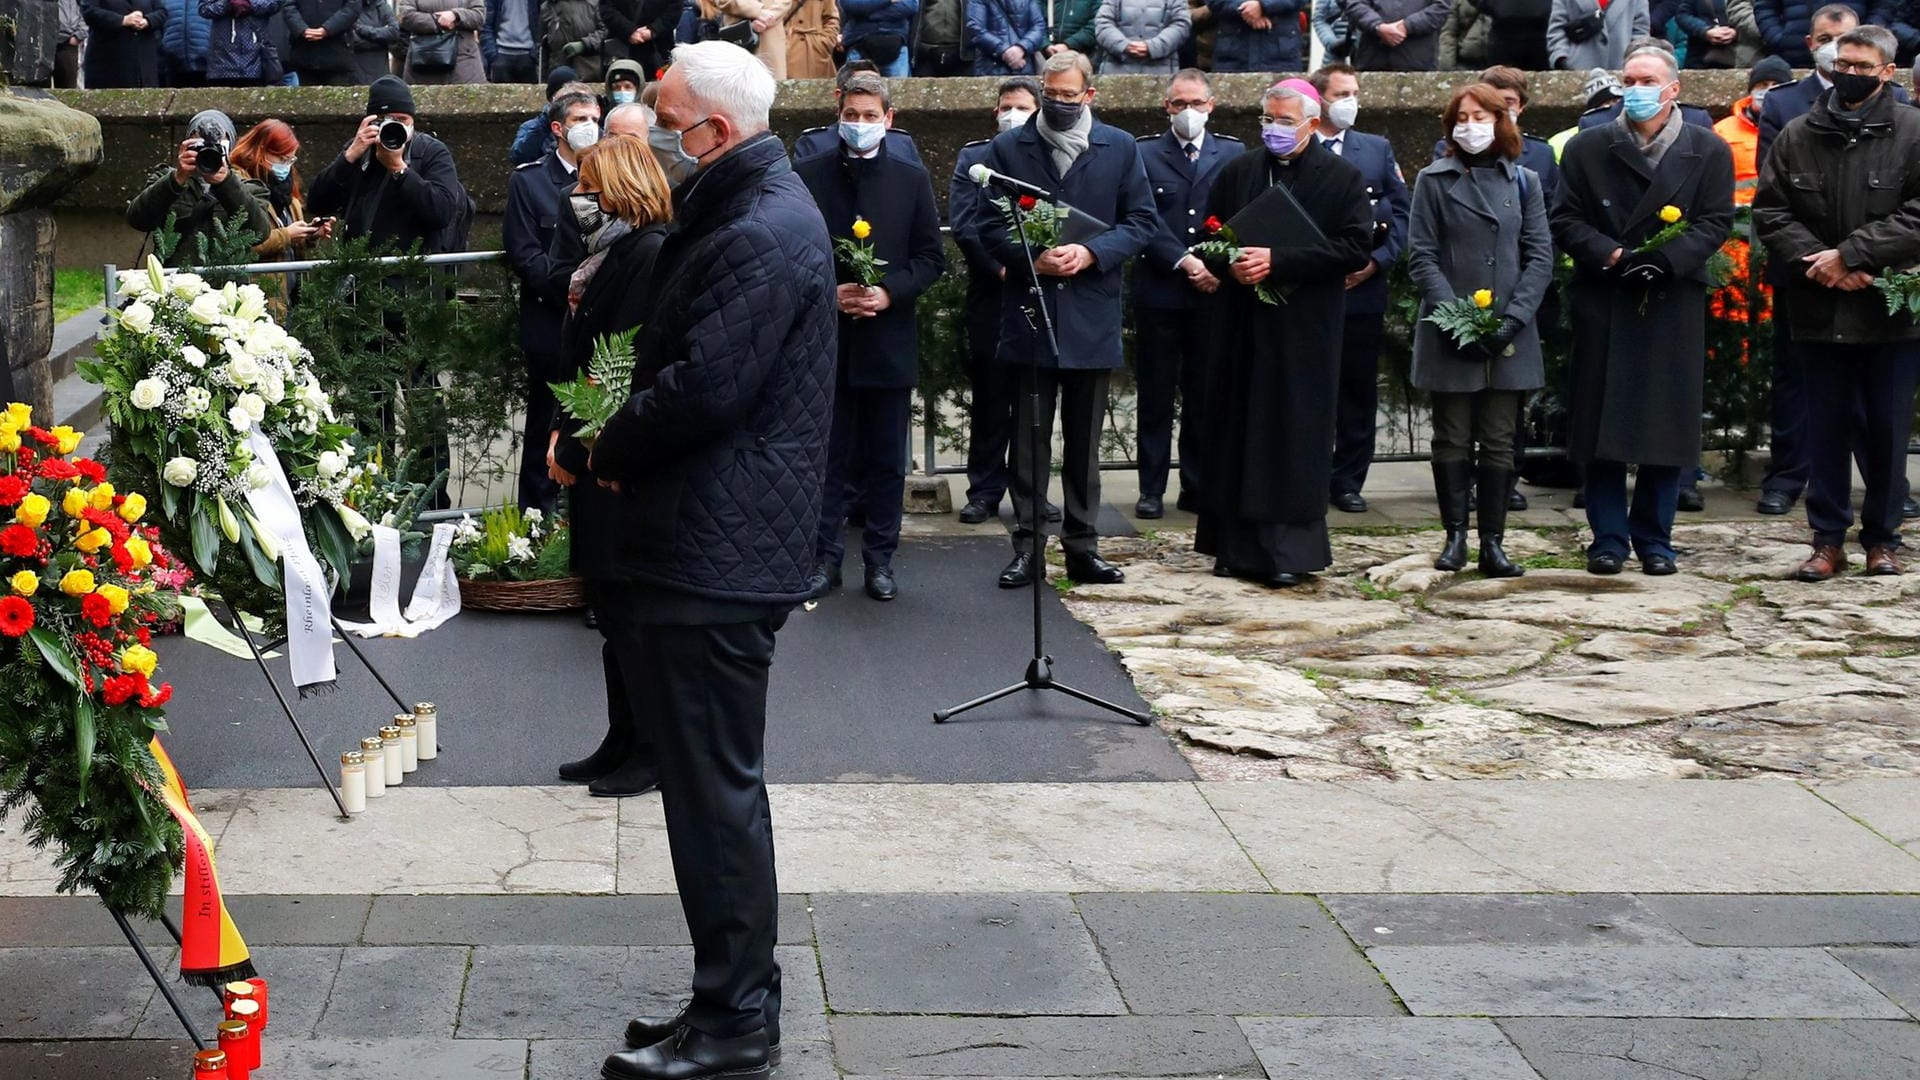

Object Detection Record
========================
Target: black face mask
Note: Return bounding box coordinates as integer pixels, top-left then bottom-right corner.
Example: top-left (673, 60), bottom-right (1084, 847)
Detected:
top-left (1830, 70), bottom-right (1885, 107)
top-left (1041, 97), bottom-right (1085, 131)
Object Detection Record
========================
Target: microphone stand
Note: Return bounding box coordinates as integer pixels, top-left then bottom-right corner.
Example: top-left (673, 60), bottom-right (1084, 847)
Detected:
top-left (934, 188), bottom-right (1151, 727)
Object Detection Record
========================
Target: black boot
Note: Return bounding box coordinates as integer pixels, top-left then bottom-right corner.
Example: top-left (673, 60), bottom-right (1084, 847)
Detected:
top-left (558, 723), bottom-right (627, 782)
top-left (1432, 460), bottom-right (1472, 571)
top-left (1476, 464), bottom-right (1523, 578)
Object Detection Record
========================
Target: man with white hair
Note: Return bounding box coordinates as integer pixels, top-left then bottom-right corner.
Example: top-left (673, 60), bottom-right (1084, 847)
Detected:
top-left (590, 39), bottom-right (838, 1080)
top-left (1551, 45), bottom-right (1734, 577)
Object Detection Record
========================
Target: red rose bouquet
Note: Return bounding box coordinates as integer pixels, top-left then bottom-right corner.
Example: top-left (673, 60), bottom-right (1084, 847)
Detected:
top-left (1188, 216), bottom-right (1283, 306)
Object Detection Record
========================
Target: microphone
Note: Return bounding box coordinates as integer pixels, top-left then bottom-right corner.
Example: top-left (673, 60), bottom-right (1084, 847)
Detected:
top-left (968, 162), bottom-right (1054, 202)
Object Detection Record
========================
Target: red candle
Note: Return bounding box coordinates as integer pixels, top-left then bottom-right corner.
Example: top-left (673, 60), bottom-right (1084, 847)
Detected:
top-left (245, 977), bottom-right (270, 1030)
top-left (191, 1048), bottom-right (228, 1077)
top-left (225, 999), bottom-right (262, 1071)
top-left (217, 1020), bottom-right (251, 1080)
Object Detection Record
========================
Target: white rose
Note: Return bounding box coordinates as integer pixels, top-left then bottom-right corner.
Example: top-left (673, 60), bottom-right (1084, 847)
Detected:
top-left (236, 392), bottom-right (266, 423)
top-left (129, 377), bottom-right (168, 410)
top-left (119, 301), bottom-right (155, 335)
top-left (163, 456), bottom-right (199, 487)
top-left (184, 386), bottom-right (212, 413)
top-left (227, 404), bottom-right (253, 432)
top-left (257, 374), bottom-right (286, 405)
top-left (116, 270), bottom-right (151, 299)
top-left (169, 272), bottom-right (207, 299)
top-left (316, 449), bottom-right (345, 479)
top-left (188, 291), bottom-right (225, 325)
top-left (181, 344), bottom-right (207, 369)
top-left (226, 355), bottom-right (262, 388)
top-left (245, 460), bottom-right (270, 490)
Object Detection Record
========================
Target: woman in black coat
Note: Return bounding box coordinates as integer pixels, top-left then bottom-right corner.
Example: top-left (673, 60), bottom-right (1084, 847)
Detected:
top-left (83, 0), bottom-right (169, 86)
top-left (546, 135), bottom-right (674, 797)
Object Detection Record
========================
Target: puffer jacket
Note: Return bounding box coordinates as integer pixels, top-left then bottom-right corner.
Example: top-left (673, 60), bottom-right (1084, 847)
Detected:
top-left (199, 0), bottom-right (286, 82)
top-left (841, 0), bottom-right (917, 49)
top-left (160, 0), bottom-right (211, 74)
top-left (1093, 0), bottom-right (1189, 72)
top-left (590, 133), bottom-right (837, 605)
top-left (543, 0), bottom-right (608, 78)
top-left (1755, 89), bottom-right (1920, 346)
top-left (1873, 0), bottom-right (1919, 63)
top-left (966, 0), bottom-right (1045, 73)
top-left (1750, 0), bottom-right (1864, 65)
top-left (1210, 0), bottom-right (1301, 70)
top-left (1437, 0), bottom-right (1485, 67)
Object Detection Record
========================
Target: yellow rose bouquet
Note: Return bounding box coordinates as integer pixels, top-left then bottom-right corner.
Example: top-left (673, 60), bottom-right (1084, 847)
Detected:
top-left (832, 216), bottom-right (889, 289)
top-left (1425, 288), bottom-right (1512, 357)
top-left (1637, 204), bottom-right (1689, 254)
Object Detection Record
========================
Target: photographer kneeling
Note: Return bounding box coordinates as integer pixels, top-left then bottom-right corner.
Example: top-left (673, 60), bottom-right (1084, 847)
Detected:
top-left (307, 75), bottom-right (466, 255)
top-left (125, 109), bottom-right (273, 268)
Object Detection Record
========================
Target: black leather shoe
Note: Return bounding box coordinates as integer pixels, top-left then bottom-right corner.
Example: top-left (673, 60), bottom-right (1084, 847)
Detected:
top-left (558, 729), bottom-right (628, 783)
top-left (626, 1011), bottom-right (781, 1066)
top-left (1264, 571), bottom-right (1308, 588)
top-left (998, 552), bottom-right (1035, 588)
top-left (1572, 489), bottom-right (1587, 510)
top-left (1587, 552), bottom-right (1624, 575)
top-left (1330, 491), bottom-right (1368, 513)
top-left (1045, 502), bottom-right (1063, 522)
top-left (604, 1026), bottom-right (770, 1080)
top-left (584, 607), bottom-right (600, 630)
top-left (1755, 490), bottom-right (1795, 515)
top-left (805, 560), bottom-right (842, 600)
top-left (864, 564), bottom-right (897, 601)
top-left (1905, 496), bottom-right (1920, 520)
top-left (1175, 491), bottom-right (1200, 513)
top-left (1064, 552), bottom-right (1124, 585)
top-left (1641, 554), bottom-right (1678, 576)
top-left (1507, 488), bottom-right (1529, 512)
top-left (588, 759), bottom-right (659, 799)
top-left (1677, 485), bottom-right (1705, 512)
top-left (957, 499), bottom-right (998, 524)
top-left (1212, 559), bottom-right (1233, 578)
top-left (1135, 495), bottom-right (1163, 519)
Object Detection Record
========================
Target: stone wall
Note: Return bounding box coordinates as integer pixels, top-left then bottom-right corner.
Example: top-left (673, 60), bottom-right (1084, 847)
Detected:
top-left (2, 89), bottom-right (102, 413)
top-left (47, 71), bottom-right (1754, 270)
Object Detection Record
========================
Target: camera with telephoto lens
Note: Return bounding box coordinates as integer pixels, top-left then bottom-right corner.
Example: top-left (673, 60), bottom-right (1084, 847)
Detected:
top-left (378, 117), bottom-right (411, 151)
top-left (193, 136), bottom-right (226, 176)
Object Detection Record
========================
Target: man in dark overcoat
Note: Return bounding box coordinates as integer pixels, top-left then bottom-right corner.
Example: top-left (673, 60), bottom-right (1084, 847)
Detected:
top-left (1550, 45), bottom-right (1734, 576)
top-left (797, 74), bottom-right (947, 602)
top-left (1194, 78), bottom-right (1374, 588)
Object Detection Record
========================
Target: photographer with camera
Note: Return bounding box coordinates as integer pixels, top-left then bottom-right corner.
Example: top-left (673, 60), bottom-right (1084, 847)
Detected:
top-left (307, 76), bottom-right (467, 255)
top-left (125, 109), bottom-right (273, 267)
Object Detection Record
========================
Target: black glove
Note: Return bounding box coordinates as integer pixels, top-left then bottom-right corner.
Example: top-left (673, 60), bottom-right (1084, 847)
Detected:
top-left (1616, 250), bottom-right (1672, 287)
top-left (1472, 318), bottom-right (1522, 360)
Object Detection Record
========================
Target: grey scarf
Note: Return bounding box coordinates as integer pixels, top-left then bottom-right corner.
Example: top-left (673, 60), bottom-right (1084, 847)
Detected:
top-left (1037, 107), bottom-right (1093, 176)
top-left (568, 217), bottom-right (635, 311)
top-left (1616, 106), bottom-right (1684, 167)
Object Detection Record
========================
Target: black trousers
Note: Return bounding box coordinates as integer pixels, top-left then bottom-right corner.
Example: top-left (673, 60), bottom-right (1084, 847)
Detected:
top-left (1330, 312), bottom-right (1386, 496)
top-left (55, 42), bottom-right (80, 87)
top-left (1762, 320), bottom-right (1811, 497)
top-left (964, 283), bottom-right (1017, 506)
top-left (1011, 366), bottom-right (1107, 556)
top-left (590, 585), bottom-right (656, 767)
top-left (818, 385), bottom-right (910, 568)
top-left (489, 50), bottom-right (540, 82)
top-left (518, 354), bottom-right (561, 515)
top-left (601, 591), bottom-right (787, 1038)
top-left (1802, 342), bottom-right (1920, 550)
top-left (1132, 306), bottom-right (1206, 501)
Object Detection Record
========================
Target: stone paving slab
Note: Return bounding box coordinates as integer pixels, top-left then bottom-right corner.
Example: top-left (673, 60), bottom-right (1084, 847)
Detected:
top-left (0, 894), bottom-right (370, 948)
top-left (0, 1040), bottom-right (198, 1080)
top-left (0, 947), bottom-right (155, 1039)
top-left (269, 1037), bottom-right (528, 1077)
top-left (312, 946), bottom-right (470, 1038)
top-left (1370, 945), bottom-right (1913, 1018)
top-left (829, 1015), bottom-right (1264, 1076)
top-left (1322, 893), bottom-right (1689, 948)
top-left (813, 894), bottom-right (1124, 1015)
top-left (1833, 948), bottom-right (1920, 1019)
top-left (1238, 1017), bottom-right (1541, 1079)
top-left (1812, 778), bottom-right (1920, 856)
top-left (361, 894), bottom-right (815, 946)
top-left (129, 945), bottom-right (342, 1040)
top-left (1497, 1017), bottom-right (1920, 1079)
top-left (1074, 893), bottom-right (1400, 1016)
top-left (1638, 894), bottom-right (1920, 946)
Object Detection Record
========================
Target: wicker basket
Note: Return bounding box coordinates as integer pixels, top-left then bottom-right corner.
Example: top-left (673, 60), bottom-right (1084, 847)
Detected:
top-left (457, 576), bottom-right (588, 612)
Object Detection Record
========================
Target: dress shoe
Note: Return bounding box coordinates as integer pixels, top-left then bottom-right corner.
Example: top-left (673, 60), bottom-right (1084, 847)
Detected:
top-left (1906, 497), bottom-right (1920, 520)
top-left (998, 551), bottom-right (1035, 588)
top-left (627, 1011), bottom-right (781, 1066)
top-left (1572, 489), bottom-right (1587, 510)
top-left (584, 607), bottom-right (600, 630)
top-left (1641, 553), bottom-right (1678, 576)
top-left (588, 759), bottom-right (659, 798)
top-left (1264, 571), bottom-right (1309, 588)
top-left (1044, 502), bottom-right (1063, 522)
top-left (1064, 552), bottom-right (1125, 585)
top-left (1507, 488), bottom-right (1529, 512)
top-left (1212, 559), bottom-right (1234, 578)
top-left (1330, 490), bottom-right (1368, 514)
top-left (558, 729), bottom-right (628, 782)
top-left (1795, 545), bottom-right (1846, 582)
top-left (957, 499), bottom-right (998, 524)
top-left (864, 564), bottom-right (897, 601)
top-left (604, 1026), bottom-right (770, 1080)
top-left (1135, 495), bottom-right (1164, 519)
top-left (1587, 552), bottom-right (1624, 575)
top-left (805, 560), bottom-right (842, 600)
top-left (1175, 491), bottom-right (1200, 513)
top-left (1865, 545), bottom-right (1904, 576)
top-left (1755, 490), bottom-right (1795, 515)
top-left (1676, 485), bottom-right (1705, 512)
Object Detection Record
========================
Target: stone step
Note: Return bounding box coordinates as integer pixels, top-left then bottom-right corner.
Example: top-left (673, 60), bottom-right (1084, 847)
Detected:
top-left (46, 305), bottom-right (104, 435)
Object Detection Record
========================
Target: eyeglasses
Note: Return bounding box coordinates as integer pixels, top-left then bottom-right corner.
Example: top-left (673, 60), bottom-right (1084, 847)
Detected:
top-left (1829, 59), bottom-right (1887, 74)
top-left (1042, 90), bottom-right (1088, 103)
top-left (1165, 97), bottom-right (1211, 110)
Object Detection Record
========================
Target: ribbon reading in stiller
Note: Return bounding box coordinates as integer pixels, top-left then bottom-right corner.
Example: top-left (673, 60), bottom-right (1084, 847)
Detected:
top-left (148, 737), bottom-right (255, 987)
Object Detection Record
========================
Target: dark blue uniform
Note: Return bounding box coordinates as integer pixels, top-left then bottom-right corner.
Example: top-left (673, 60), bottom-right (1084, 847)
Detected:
top-left (1132, 127), bottom-right (1241, 509)
top-left (950, 138), bottom-right (1020, 513)
top-left (502, 150), bottom-right (580, 514)
top-left (1321, 127), bottom-right (1409, 504)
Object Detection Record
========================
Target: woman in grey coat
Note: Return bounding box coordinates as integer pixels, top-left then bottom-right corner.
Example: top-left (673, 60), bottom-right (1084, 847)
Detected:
top-left (1093, 0), bottom-right (1190, 73)
top-left (1406, 82), bottom-right (1552, 577)
top-left (397, 0), bottom-right (487, 83)
top-left (1547, 0), bottom-right (1646, 70)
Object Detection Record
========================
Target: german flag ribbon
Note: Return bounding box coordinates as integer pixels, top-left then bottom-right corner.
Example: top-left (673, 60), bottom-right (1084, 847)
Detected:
top-left (148, 737), bottom-right (255, 987)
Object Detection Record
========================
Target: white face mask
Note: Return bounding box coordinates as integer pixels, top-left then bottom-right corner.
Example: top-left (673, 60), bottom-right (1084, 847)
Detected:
top-left (997, 107), bottom-right (1032, 133)
top-left (1506, 106), bottom-right (1521, 127)
top-left (1452, 120), bottom-right (1496, 155)
top-left (1814, 40), bottom-right (1839, 71)
top-left (1326, 97), bottom-right (1359, 132)
top-left (1169, 106), bottom-right (1208, 140)
top-left (1750, 86), bottom-right (1770, 112)
top-left (564, 119), bottom-right (600, 152)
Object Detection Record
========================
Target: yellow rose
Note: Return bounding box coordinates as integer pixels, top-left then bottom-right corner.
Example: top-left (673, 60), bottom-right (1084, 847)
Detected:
top-left (118, 492), bottom-right (147, 523)
top-left (0, 430), bottom-right (18, 454)
top-left (1472, 289), bottom-right (1494, 309)
top-left (4, 403), bottom-right (30, 429)
top-left (95, 583), bottom-right (130, 616)
top-left (59, 569), bottom-right (95, 596)
top-left (75, 527), bottom-right (112, 554)
top-left (125, 535), bottom-right (152, 569)
top-left (14, 493), bottom-right (50, 529)
top-left (120, 644), bottom-right (158, 678)
top-left (1659, 205), bottom-right (1682, 224)
top-left (89, 482), bottom-right (116, 511)
top-left (62, 487), bottom-right (89, 518)
top-left (9, 570), bottom-right (37, 597)
top-left (852, 217), bottom-right (872, 240)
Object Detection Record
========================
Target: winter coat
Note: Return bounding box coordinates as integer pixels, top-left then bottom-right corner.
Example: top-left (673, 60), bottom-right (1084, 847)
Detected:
top-left (599, 0), bottom-right (680, 69)
top-left (1872, 0), bottom-right (1919, 63)
top-left (347, 0), bottom-right (403, 81)
top-left (397, 0), bottom-right (486, 83)
top-left (785, 0), bottom-right (839, 77)
top-left (1407, 155), bottom-right (1553, 392)
top-left (590, 133), bottom-right (839, 606)
top-left (1341, 0), bottom-right (1450, 70)
top-left (544, 0), bottom-right (609, 79)
top-left (1750, 0), bottom-right (1864, 66)
top-left (306, 130), bottom-right (465, 254)
top-left (841, 0), bottom-right (917, 51)
top-left (85, 0), bottom-right (169, 85)
top-left (60, 0), bottom-right (90, 42)
top-left (1755, 89), bottom-right (1920, 346)
top-left (1094, 0), bottom-right (1189, 73)
top-left (285, 0), bottom-right (358, 74)
top-left (966, 0), bottom-right (1046, 73)
top-left (1210, 0), bottom-right (1302, 71)
top-left (199, 0), bottom-right (285, 82)
top-left (1050, 0), bottom-right (1099, 49)
top-left (1436, 0), bottom-right (1484, 67)
top-left (1712, 99), bottom-right (1759, 204)
top-left (1674, 0), bottom-right (1758, 66)
top-left (1479, 0), bottom-right (1548, 67)
top-left (125, 166), bottom-right (273, 266)
top-left (1312, 0), bottom-right (1347, 55)
top-left (697, 0), bottom-right (792, 79)
top-left (1547, 0), bottom-right (1645, 72)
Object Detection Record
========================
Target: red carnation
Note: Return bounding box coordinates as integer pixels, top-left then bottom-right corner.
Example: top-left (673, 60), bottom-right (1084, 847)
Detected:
top-left (81, 591), bottom-right (114, 628)
top-left (140, 681), bottom-right (173, 709)
top-left (1204, 215), bottom-right (1223, 233)
top-left (37, 458), bottom-right (78, 481)
top-left (27, 427), bottom-right (56, 448)
top-left (111, 544), bottom-right (135, 574)
top-left (0, 475), bottom-right (26, 507)
top-left (0, 596), bottom-right (33, 639)
top-left (1017, 195), bottom-right (1038, 212)
top-left (75, 458), bottom-right (106, 484)
top-left (102, 672), bottom-right (148, 707)
top-left (0, 524), bottom-right (38, 557)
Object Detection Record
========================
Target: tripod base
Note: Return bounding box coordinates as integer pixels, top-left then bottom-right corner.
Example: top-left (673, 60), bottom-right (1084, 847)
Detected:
top-left (934, 656), bottom-right (1153, 725)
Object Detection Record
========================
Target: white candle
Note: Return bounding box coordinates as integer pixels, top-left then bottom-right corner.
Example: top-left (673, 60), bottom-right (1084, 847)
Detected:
top-left (361, 737), bottom-right (387, 798)
top-left (379, 726), bottom-right (404, 787)
top-left (396, 714), bottom-right (419, 773)
top-left (340, 751), bottom-right (367, 814)
top-left (413, 702), bottom-right (438, 760)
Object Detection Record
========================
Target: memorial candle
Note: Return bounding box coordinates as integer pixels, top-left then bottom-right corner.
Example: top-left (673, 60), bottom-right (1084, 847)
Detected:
top-left (396, 714), bottom-right (419, 772)
top-left (362, 737), bottom-right (387, 798)
top-left (340, 751), bottom-right (367, 814)
top-left (413, 701), bottom-right (438, 760)
top-left (192, 1048), bottom-right (228, 1077)
top-left (217, 1020), bottom-right (252, 1080)
top-left (379, 726), bottom-right (403, 786)
top-left (226, 999), bottom-right (262, 1070)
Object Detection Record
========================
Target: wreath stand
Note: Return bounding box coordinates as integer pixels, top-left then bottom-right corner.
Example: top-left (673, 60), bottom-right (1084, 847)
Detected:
top-left (113, 909), bottom-right (226, 1048)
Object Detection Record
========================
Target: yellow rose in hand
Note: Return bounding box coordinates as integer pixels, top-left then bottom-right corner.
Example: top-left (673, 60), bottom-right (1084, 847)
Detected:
top-left (125, 535), bottom-right (153, 569)
top-left (62, 487), bottom-right (89, 518)
top-left (118, 492), bottom-right (147, 523)
top-left (14, 493), bottom-right (50, 529)
top-left (59, 569), bottom-right (95, 596)
top-left (89, 482), bottom-right (116, 511)
top-left (120, 643), bottom-right (158, 678)
top-left (50, 426), bottom-right (81, 456)
top-left (1658, 205), bottom-right (1682, 224)
top-left (1472, 289), bottom-right (1494, 309)
top-left (75, 527), bottom-right (112, 554)
top-left (95, 583), bottom-right (130, 616)
top-left (9, 570), bottom-right (37, 597)
top-left (852, 217), bottom-right (872, 240)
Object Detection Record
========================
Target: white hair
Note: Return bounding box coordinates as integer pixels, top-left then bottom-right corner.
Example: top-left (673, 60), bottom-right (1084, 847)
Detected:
top-left (670, 41), bottom-right (776, 134)
top-left (1624, 45), bottom-right (1679, 81)
top-left (604, 102), bottom-right (651, 135)
top-left (1262, 83), bottom-right (1321, 120)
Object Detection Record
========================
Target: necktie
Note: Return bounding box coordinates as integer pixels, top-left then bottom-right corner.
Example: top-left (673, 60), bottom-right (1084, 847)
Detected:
top-left (1329, 137), bottom-right (1343, 156)
top-left (1184, 142), bottom-right (1198, 162)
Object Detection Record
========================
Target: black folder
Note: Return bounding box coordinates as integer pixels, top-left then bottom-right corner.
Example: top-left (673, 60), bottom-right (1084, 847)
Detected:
top-left (1225, 181), bottom-right (1325, 249)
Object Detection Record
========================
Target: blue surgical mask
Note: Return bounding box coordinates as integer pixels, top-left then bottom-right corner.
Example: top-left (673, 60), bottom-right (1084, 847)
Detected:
top-left (1622, 83), bottom-right (1669, 123)
top-left (269, 161), bottom-right (293, 181)
top-left (611, 88), bottom-right (637, 106)
top-left (839, 120), bottom-right (886, 153)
